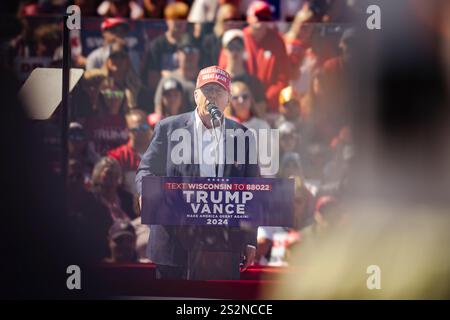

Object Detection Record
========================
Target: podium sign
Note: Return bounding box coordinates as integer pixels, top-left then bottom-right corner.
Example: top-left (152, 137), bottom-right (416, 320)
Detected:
top-left (141, 176), bottom-right (295, 227)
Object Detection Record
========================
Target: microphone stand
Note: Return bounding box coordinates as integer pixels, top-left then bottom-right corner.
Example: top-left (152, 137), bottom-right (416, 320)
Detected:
top-left (210, 114), bottom-right (224, 178)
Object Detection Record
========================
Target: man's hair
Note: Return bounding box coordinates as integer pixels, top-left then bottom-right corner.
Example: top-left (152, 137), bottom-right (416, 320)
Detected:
top-left (164, 2), bottom-right (189, 20)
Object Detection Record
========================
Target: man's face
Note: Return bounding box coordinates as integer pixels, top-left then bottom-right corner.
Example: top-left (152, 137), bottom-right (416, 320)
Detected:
top-left (126, 114), bottom-right (152, 146)
top-left (195, 83), bottom-right (230, 113)
top-left (166, 19), bottom-right (187, 34)
top-left (247, 15), bottom-right (270, 41)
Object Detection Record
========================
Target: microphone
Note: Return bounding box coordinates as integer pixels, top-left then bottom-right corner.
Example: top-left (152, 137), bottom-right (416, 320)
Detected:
top-left (206, 102), bottom-right (223, 123)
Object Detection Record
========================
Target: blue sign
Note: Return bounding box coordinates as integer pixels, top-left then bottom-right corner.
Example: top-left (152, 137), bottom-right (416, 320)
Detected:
top-left (141, 176), bottom-right (295, 227)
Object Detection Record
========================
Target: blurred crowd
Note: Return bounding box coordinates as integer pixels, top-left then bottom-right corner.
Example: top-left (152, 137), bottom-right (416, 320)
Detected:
top-left (1, 0), bottom-right (363, 266)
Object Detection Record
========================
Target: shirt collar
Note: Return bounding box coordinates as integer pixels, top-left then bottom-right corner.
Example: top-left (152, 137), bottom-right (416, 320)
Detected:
top-left (194, 107), bottom-right (226, 132)
top-left (194, 107), bottom-right (206, 132)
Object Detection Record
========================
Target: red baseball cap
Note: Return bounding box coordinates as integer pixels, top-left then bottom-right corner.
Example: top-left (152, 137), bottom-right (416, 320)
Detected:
top-left (247, 1), bottom-right (273, 21)
top-left (101, 18), bottom-right (128, 32)
top-left (147, 113), bottom-right (162, 127)
top-left (196, 66), bottom-right (231, 92)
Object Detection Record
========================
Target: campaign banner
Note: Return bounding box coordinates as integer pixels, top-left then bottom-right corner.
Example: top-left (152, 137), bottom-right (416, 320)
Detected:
top-left (141, 176), bottom-right (295, 227)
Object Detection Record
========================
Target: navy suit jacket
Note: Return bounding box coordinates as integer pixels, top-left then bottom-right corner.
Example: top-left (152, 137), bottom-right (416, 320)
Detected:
top-left (136, 111), bottom-right (260, 266)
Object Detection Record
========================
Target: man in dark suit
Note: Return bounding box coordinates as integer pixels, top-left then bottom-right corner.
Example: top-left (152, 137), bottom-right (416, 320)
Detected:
top-left (136, 66), bottom-right (260, 280)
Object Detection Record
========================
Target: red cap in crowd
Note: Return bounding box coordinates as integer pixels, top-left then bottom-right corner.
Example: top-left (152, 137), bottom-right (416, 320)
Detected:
top-left (101, 17), bottom-right (128, 32)
top-left (147, 113), bottom-right (162, 127)
top-left (196, 66), bottom-right (231, 92)
top-left (247, 1), bottom-right (273, 21)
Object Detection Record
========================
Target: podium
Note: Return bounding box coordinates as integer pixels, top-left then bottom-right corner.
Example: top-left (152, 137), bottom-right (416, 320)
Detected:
top-left (141, 176), bottom-right (295, 280)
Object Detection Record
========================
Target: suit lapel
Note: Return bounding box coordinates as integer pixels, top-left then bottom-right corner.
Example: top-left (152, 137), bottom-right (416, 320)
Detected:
top-left (180, 112), bottom-right (200, 177)
top-left (173, 113), bottom-right (244, 177)
top-left (223, 119), bottom-right (243, 177)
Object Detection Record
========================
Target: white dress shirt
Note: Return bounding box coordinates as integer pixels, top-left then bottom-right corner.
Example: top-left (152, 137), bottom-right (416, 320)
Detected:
top-left (194, 108), bottom-right (225, 177)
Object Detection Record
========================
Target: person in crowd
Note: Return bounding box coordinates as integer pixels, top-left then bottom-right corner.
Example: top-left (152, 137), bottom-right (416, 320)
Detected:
top-left (292, 174), bottom-right (316, 231)
top-left (278, 121), bottom-right (299, 159)
top-left (322, 126), bottom-right (354, 188)
top-left (71, 69), bottom-right (107, 121)
top-left (86, 17), bottom-right (141, 73)
top-left (320, 28), bottom-right (357, 141)
top-left (322, 28), bottom-right (357, 86)
top-left (102, 41), bottom-right (142, 109)
top-left (142, 2), bottom-right (190, 92)
top-left (68, 122), bottom-right (99, 184)
top-left (227, 80), bottom-right (270, 131)
top-left (277, 119), bottom-right (332, 186)
top-left (256, 155), bottom-right (311, 266)
top-left (227, 81), bottom-right (272, 175)
top-left (219, 0), bottom-right (289, 112)
top-left (152, 35), bottom-right (200, 110)
top-left (105, 220), bottom-right (140, 263)
top-left (68, 159), bottom-right (115, 261)
top-left (301, 68), bottom-right (340, 145)
top-left (222, 29), bottom-right (267, 116)
top-left (91, 157), bottom-right (138, 222)
top-left (106, 109), bottom-right (154, 261)
top-left (107, 109), bottom-right (153, 262)
top-left (97, 0), bottom-right (144, 20)
top-left (153, 77), bottom-right (185, 117)
top-left (199, 3), bottom-right (239, 68)
top-left (4, 13), bottom-right (32, 70)
top-left (33, 23), bottom-right (61, 59)
top-left (83, 76), bottom-right (129, 156)
top-left (107, 109), bottom-right (152, 195)
top-left (275, 86), bottom-right (303, 129)
top-left (284, 4), bottom-right (319, 95)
